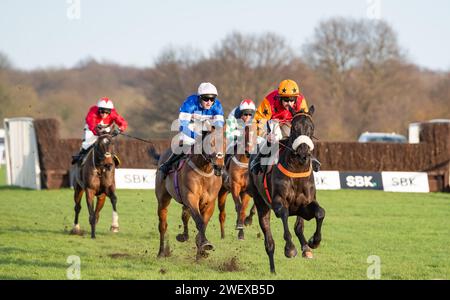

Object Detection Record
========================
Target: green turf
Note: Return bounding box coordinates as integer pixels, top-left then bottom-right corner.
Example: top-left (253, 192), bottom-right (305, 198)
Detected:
top-left (0, 165), bottom-right (6, 186)
top-left (0, 186), bottom-right (449, 280)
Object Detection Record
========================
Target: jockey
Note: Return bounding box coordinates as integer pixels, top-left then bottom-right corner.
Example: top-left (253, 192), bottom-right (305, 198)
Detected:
top-left (158, 82), bottom-right (225, 178)
top-left (225, 99), bottom-right (256, 164)
top-left (71, 97), bottom-right (128, 165)
top-left (249, 79), bottom-right (321, 174)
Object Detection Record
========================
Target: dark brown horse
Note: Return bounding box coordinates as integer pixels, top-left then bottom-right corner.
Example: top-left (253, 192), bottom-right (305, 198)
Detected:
top-left (155, 127), bottom-right (225, 259)
top-left (248, 106), bottom-right (325, 273)
top-left (218, 126), bottom-right (256, 240)
top-left (71, 126), bottom-right (119, 239)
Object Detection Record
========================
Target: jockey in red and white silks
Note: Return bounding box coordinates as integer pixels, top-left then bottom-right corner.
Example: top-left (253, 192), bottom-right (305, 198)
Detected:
top-left (81, 97), bottom-right (128, 150)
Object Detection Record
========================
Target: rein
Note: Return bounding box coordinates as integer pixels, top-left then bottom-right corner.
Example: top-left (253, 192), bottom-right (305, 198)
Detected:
top-left (119, 132), bottom-right (154, 145)
top-left (232, 156), bottom-right (249, 169)
top-left (187, 158), bottom-right (215, 177)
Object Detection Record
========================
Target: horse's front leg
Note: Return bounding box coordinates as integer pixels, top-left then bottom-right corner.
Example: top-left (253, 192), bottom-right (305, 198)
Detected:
top-left (294, 216), bottom-right (313, 259)
top-left (231, 184), bottom-right (243, 230)
top-left (85, 189), bottom-right (96, 239)
top-left (244, 204), bottom-right (256, 226)
top-left (176, 205), bottom-right (190, 242)
top-left (308, 202), bottom-right (325, 249)
top-left (71, 185), bottom-right (83, 235)
top-left (108, 191), bottom-right (119, 233)
top-left (217, 187), bottom-right (228, 239)
top-left (189, 196), bottom-right (215, 259)
top-left (274, 195), bottom-right (297, 258)
top-left (237, 192), bottom-right (251, 240)
top-left (95, 194), bottom-right (106, 225)
top-left (254, 194), bottom-right (276, 274)
top-left (157, 193), bottom-right (172, 258)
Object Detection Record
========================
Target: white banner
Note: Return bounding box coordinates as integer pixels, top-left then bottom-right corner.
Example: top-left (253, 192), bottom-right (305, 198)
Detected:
top-left (314, 171), bottom-right (341, 190)
top-left (381, 172), bottom-right (429, 193)
top-left (115, 169), bottom-right (156, 189)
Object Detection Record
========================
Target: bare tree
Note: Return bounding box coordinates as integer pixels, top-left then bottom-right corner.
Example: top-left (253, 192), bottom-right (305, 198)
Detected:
top-left (0, 51), bottom-right (13, 70)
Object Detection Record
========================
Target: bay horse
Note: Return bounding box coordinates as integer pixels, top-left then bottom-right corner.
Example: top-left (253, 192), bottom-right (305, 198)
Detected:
top-left (155, 127), bottom-right (225, 259)
top-left (71, 125), bottom-right (119, 239)
top-left (248, 105), bottom-right (325, 273)
top-left (218, 125), bottom-right (256, 240)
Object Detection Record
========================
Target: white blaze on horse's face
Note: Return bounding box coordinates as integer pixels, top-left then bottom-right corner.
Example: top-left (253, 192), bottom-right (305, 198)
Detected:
top-left (292, 135), bottom-right (314, 152)
top-left (216, 152), bottom-right (224, 159)
top-left (103, 138), bottom-right (109, 145)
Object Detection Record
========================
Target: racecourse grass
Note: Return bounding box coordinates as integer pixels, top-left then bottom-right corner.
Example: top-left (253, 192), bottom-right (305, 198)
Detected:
top-left (0, 179), bottom-right (449, 279)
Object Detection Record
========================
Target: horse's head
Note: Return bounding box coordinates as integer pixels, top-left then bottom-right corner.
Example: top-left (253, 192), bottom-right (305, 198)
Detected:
top-left (288, 105), bottom-right (315, 165)
top-left (201, 126), bottom-right (225, 176)
top-left (94, 130), bottom-right (115, 170)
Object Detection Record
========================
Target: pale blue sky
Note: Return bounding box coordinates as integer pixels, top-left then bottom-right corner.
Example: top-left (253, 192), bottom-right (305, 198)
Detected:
top-left (1, 0), bottom-right (449, 70)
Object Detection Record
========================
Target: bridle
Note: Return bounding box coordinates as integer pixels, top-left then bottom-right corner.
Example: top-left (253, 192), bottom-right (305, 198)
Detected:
top-left (92, 135), bottom-right (114, 175)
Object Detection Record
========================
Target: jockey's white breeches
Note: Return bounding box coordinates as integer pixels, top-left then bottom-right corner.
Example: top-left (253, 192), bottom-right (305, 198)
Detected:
top-left (81, 125), bottom-right (97, 150)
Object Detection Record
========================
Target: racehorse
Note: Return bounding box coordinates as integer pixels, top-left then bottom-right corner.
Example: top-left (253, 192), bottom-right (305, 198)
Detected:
top-left (248, 106), bottom-right (325, 273)
top-left (218, 125), bottom-right (256, 240)
top-left (71, 125), bottom-right (120, 239)
top-left (155, 127), bottom-right (225, 259)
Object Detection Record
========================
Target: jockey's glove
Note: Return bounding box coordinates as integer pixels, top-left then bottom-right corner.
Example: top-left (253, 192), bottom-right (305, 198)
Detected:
top-left (112, 127), bottom-right (121, 137)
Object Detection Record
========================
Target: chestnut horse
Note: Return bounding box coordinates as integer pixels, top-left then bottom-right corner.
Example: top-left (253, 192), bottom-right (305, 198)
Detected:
top-left (248, 106), bottom-right (325, 273)
top-left (155, 128), bottom-right (225, 259)
top-left (218, 126), bottom-right (256, 240)
top-left (71, 126), bottom-right (119, 239)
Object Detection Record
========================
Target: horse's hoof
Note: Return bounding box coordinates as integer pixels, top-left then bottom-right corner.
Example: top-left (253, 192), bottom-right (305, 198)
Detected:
top-left (70, 224), bottom-right (81, 235)
top-left (284, 246), bottom-right (298, 258)
top-left (308, 237), bottom-right (321, 249)
top-left (201, 242), bottom-right (214, 252)
top-left (302, 250), bottom-right (314, 259)
top-left (196, 251), bottom-right (209, 260)
top-left (70, 229), bottom-right (81, 235)
top-left (238, 231), bottom-right (245, 240)
top-left (176, 234), bottom-right (189, 242)
top-left (110, 226), bottom-right (119, 233)
top-left (157, 246), bottom-right (171, 258)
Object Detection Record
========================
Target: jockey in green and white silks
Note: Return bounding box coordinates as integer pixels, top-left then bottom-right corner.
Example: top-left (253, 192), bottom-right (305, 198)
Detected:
top-left (225, 99), bottom-right (256, 164)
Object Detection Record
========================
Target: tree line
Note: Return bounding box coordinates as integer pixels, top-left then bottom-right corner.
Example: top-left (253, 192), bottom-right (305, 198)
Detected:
top-left (1, 17), bottom-right (449, 141)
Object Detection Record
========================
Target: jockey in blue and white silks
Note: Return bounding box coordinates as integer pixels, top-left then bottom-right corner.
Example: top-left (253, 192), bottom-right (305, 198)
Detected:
top-left (178, 94), bottom-right (224, 145)
top-left (159, 82), bottom-right (224, 178)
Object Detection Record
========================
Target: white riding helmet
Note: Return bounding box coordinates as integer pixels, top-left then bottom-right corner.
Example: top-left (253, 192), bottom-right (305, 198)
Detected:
top-left (97, 97), bottom-right (114, 109)
top-left (239, 99), bottom-right (256, 112)
top-left (198, 82), bottom-right (218, 96)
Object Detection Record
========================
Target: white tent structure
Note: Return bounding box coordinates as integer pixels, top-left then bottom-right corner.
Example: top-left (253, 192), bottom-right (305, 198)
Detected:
top-left (0, 128), bottom-right (5, 165)
top-left (4, 118), bottom-right (41, 189)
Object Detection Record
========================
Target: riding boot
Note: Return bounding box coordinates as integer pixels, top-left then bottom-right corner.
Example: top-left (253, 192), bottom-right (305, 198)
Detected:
top-left (250, 143), bottom-right (269, 175)
top-left (312, 156), bottom-right (321, 172)
top-left (159, 152), bottom-right (185, 178)
top-left (71, 148), bottom-right (89, 165)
